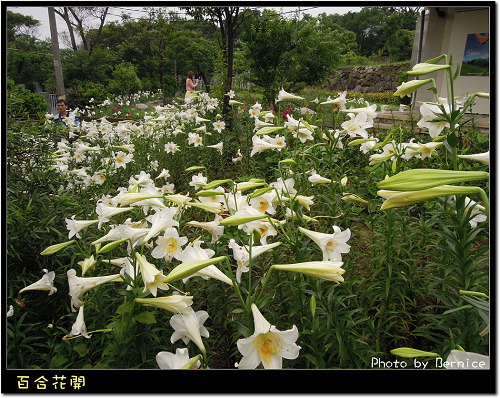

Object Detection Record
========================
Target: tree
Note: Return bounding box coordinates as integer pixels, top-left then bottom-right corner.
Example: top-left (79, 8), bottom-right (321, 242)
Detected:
top-left (240, 11), bottom-right (342, 109)
top-left (6, 12), bottom-right (53, 91)
top-left (332, 7), bottom-right (419, 59)
top-left (165, 30), bottom-right (219, 93)
top-left (6, 11), bottom-right (40, 42)
top-left (54, 6), bottom-right (109, 55)
top-left (181, 7), bottom-right (251, 118)
top-left (108, 62), bottom-right (142, 99)
top-left (286, 18), bottom-right (342, 86)
top-left (240, 10), bottom-right (295, 108)
top-left (93, 11), bottom-right (177, 91)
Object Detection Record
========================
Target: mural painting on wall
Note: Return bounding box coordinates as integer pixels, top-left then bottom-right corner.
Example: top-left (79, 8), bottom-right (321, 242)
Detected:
top-left (461, 32), bottom-right (489, 76)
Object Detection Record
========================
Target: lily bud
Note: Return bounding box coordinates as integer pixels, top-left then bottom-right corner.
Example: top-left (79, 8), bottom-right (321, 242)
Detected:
top-left (271, 261), bottom-right (345, 283)
top-left (390, 347), bottom-right (440, 358)
top-left (96, 238), bottom-right (129, 254)
top-left (341, 194), bottom-right (369, 204)
top-left (377, 169), bottom-right (489, 191)
top-left (378, 185), bottom-right (483, 210)
top-left (247, 186), bottom-right (275, 199)
top-left (134, 295), bottom-right (193, 314)
top-left (202, 179), bottom-right (232, 190)
top-left (185, 166), bottom-right (206, 172)
top-left (219, 214), bottom-right (268, 226)
top-left (117, 193), bottom-right (164, 206)
top-left (255, 126), bottom-right (286, 136)
top-left (163, 256), bottom-right (227, 284)
top-left (394, 78), bottom-right (434, 97)
top-left (406, 62), bottom-right (451, 76)
top-left (279, 158), bottom-right (297, 166)
top-left (41, 240), bottom-right (76, 255)
top-left (236, 181), bottom-right (267, 192)
top-left (187, 201), bottom-right (224, 214)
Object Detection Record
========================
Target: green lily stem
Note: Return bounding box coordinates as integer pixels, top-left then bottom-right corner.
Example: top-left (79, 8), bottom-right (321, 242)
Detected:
top-left (223, 257), bottom-right (246, 310)
top-left (255, 266), bottom-right (275, 305)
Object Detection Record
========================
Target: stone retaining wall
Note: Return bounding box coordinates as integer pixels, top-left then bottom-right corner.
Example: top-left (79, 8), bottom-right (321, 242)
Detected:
top-left (325, 63), bottom-right (410, 93)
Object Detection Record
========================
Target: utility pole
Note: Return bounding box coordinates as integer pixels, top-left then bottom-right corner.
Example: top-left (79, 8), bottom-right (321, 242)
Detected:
top-left (48, 7), bottom-right (65, 99)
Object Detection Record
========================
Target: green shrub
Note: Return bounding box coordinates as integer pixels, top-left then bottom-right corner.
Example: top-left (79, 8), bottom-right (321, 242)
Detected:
top-left (108, 62), bottom-right (143, 99)
top-left (7, 77), bottom-right (48, 116)
top-left (79, 81), bottom-right (112, 106)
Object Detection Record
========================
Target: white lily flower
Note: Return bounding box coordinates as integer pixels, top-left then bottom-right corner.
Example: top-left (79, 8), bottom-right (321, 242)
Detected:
top-left (415, 141), bottom-right (443, 160)
top-left (213, 120), bottom-right (225, 133)
top-left (250, 135), bottom-right (282, 157)
top-left (65, 216), bottom-right (99, 239)
top-left (7, 305), bottom-right (14, 317)
top-left (135, 253), bottom-right (169, 297)
top-left (308, 170), bottom-right (331, 185)
top-left (113, 151), bottom-right (134, 169)
top-left (95, 203), bottom-right (134, 229)
top-left (67, 269), bottom-right (121, 311)
top-left (207, 141), bottom-right (223, 155)
top-left (417, 99), bottom-right (452, 138)
top-left (178, 241), bottom-right (232, 285)
top-left (228, 239), bottom-right (281, 283)
top-left (187, 215), bottom-right (224, 244)
top-left (170, 307), bottom-right (210, 354)
top-left (276, 88), bottom-right (304, 102)
top-left (445, 350), bottom-right (489, 369)
top-left (77, 255), bottom-right (96, 276)
top-left (341, 111), bottom-right (373, 139)
top-left (458, 151), bottom-right (489, 166)
top-left (299, 226), bottom-right (351, 262)
top-left (135, 295), bottom-right (193, 314)
top-left (165, 142), bottom-right (181, 154)
top-left (463, 196), bottom-right (488, 228)
top-left (293, 127), bottom-right (315, 143)
top-left (156, 169), bottom-right (171, 180)
top-left (320, 91), bottom-right (347, 111)
top-left (189, 172), bottom-right (208, 190)
top-left (156, 348), bottom-right (201, 369)
top-left (342, 103), bottom-right (378, 122)
top-left (19, 269), bottom-right (57, 296)
top-left (249, 192), bottom-right (277, 215)
top-left (270, 177), bottom-right (297, 196)
top-left (129, 170), bottom-right (153, 186)
top-left (236, 304), bottom-right (300, 369)
top-left (234, 206), bottom-right (278, 245)
top-left (151, 227), bottom-right (188, 263)
top-left (359, 137), bottom-right (379, 153)
top-left (188, 132), bottom-right (203, 147)
top-left (143, 207), bottom-right (180, 244)
top-left (63, 305), bottom-right (90, 340)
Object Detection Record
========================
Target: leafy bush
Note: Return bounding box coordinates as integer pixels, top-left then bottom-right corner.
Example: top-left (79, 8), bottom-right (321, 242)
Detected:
top-left (108, 62), bottom-right (143, 99)
top-left (7, 77), bottom-right (48, 116)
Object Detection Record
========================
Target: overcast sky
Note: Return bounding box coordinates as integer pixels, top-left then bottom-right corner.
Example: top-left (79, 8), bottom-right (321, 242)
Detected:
top-left (8, 5), bottom-right (364, 44)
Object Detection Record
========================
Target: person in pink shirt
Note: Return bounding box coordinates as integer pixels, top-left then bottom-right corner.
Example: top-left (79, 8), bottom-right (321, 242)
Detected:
top-left (186, 71), bottom-right (200, 92)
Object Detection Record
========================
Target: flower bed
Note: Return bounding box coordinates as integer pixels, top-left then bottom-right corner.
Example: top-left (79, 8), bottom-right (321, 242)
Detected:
top-left (6, 55), bottom-right (489, 379)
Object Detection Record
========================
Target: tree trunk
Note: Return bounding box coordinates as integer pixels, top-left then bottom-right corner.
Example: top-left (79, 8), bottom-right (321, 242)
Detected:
top-left (54, 7), bottom-right (78, 51)
top-left (200, 72), bottom-right (210, 93)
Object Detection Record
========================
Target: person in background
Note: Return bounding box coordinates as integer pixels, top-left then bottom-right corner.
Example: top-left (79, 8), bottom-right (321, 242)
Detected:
top-left (54, 99), bottom-right (80, 126)
top-left (186, 71), bottom-right (200, 93)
